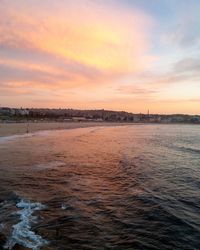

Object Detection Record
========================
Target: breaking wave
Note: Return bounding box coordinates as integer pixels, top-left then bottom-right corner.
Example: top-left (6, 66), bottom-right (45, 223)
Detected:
top-left (4, 199), bottom-right (48, 250)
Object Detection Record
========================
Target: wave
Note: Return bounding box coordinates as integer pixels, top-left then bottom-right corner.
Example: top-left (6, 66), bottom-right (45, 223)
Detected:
top-left (33, 161), bottom-right (66, 170)
top-left (4, 199), bottom-right (48, 250)
top-left (0, 133), bottom-right (35, 143)
top-left (173, 143), bottom-right (200, 155)
top-left (179, 146), bottom-right (200, 154)
top-left (135, 191), bottom-right (200, 233)
top-left (0, 129), bottom-right (56, 144)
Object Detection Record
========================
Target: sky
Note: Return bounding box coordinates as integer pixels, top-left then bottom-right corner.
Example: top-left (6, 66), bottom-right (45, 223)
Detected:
top-left (0, 0), bottom-right (200, 114)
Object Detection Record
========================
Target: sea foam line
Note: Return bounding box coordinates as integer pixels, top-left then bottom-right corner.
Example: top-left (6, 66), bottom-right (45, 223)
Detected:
top-left (0, 133), bottom-right (35, 143)
top-left (0, 130), bottom-right (52, 144)
top-left (4, 199), bottom-right (48, 250)
top-left (34, 161), bottom-right (66, 170)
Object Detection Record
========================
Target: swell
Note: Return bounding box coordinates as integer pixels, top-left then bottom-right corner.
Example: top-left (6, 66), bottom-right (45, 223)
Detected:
top-left (134, 189), bottom-right (200, 234)
top-left (173, 144), bottom-right (200, 155)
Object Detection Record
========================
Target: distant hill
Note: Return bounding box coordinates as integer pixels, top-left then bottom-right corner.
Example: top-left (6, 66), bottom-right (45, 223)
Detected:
top-left (0, 107), bottom-right (200, 123)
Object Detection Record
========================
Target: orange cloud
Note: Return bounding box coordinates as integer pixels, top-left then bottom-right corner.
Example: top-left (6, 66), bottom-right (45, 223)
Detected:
top-left (0, 0), bottom-right (153, 76)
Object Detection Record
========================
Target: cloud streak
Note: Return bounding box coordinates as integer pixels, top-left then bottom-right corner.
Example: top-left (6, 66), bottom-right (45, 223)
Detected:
top-left (0, 0), bottom-right (200, 114)
top-left (0, 0), bottom-right (152, 71)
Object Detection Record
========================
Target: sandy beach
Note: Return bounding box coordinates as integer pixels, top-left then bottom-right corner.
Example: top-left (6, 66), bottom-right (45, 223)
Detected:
top-left (0, 122), bottom-right (126, 137)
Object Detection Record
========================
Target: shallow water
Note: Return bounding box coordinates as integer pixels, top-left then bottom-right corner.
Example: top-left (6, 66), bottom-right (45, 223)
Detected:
top-left (0, 125), bottom-right (199, 249)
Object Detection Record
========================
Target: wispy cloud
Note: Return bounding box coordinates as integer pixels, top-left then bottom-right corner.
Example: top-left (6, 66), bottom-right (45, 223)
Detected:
top-left (0, 0), bottom-right (200, 114)
top-left (0, 0), bottom-right (155, 106)
top-left (0, 1), bottom-right (152, 72)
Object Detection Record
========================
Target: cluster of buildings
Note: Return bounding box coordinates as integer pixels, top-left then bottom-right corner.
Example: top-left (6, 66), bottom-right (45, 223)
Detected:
top-left (0, 107), bottom-right (200, 124)
top-left (0, 107), bottom-right (30, 116)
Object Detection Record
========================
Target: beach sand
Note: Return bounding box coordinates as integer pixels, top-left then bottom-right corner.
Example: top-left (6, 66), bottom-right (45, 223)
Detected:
top-left (0, 122), bottom-right (126, 137)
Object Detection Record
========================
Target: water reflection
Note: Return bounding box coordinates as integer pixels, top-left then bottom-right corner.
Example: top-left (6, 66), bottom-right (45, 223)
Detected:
top-left (0, 125), bottom-right (199, 249)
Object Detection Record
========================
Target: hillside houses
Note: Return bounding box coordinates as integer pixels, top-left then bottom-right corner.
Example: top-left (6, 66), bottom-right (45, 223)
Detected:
top-left (0, 107), bottom-right (199, 124)
top-left (0, 107), bottom-right (29, 116)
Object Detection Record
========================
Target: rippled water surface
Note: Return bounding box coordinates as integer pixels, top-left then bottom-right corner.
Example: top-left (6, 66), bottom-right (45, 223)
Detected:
top-left (0, 125), bottom-right (199, 249)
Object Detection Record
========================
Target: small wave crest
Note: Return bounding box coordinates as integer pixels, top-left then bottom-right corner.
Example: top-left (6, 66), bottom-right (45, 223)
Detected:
top-left (174, 143), bottom-right (200, 155)
top-left (4, 199), bottom-right (48, 250)
top-left (180, 146), bottom-right (200, 154)
top-left (0, 133), bottom-right (35, 144)
top-left (33, 161), bottom-right (66, 170)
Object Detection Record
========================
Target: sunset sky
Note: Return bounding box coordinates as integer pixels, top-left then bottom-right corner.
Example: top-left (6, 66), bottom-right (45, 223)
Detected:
top-left (0, 0), bottom-right (200, 114)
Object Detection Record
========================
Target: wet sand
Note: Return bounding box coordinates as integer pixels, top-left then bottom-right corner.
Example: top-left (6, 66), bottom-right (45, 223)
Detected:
top-left (0, 122), bottom-right (127, 137)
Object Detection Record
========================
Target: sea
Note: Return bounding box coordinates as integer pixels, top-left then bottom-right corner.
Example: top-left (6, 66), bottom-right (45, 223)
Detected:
top-left (0, 124), bottom-right (199, 250)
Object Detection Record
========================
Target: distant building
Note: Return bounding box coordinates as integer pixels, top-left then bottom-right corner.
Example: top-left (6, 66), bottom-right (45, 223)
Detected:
top-left (72, 117), bottom-right (87, 121)
top-left (132, 115), bottom-right (140, 122)
top-left (18, 109), bottom-right (30, 116)
top-left (0, 107), bottom-right (30, 116)
top-left (0, 107), bottom-right (11, 115)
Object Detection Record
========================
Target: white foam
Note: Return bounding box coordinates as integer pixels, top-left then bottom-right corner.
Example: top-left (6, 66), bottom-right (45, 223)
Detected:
top-left (0, 129), bottom-right (53, 144)
top-left (33, 161), bottom-right (66, 170)
top-left (61, 203), bottom-right (67, 210)
top-left (4, 199), bottom-right (48, 250)
top-left (0, 133), bottom-right (35, 143)
top-left (0, 223), bottom-right (4, 230)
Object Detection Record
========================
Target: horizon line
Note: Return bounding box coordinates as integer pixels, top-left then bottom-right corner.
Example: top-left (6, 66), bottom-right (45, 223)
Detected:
top-left (1, 106), bottom-right (199, 116)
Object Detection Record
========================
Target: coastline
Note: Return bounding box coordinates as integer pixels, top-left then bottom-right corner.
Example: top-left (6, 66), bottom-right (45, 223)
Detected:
top-left (0, 121), bottom-right (199, 138)
top-left (0, 121), bottom-right (129, 137)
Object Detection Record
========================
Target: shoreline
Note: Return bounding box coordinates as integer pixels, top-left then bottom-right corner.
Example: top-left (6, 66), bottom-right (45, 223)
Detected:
top-left (0, 121), bottom-right (131, 137)
top-left (0, 121), bottom-right (199, 138)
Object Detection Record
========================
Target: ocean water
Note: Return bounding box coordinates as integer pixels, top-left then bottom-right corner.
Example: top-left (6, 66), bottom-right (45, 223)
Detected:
top-left (0, 125), bottom-right (199, 250)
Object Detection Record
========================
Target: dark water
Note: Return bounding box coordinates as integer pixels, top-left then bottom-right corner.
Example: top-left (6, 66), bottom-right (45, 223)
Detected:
top-left (0, 125), bottom-right (199, 250)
